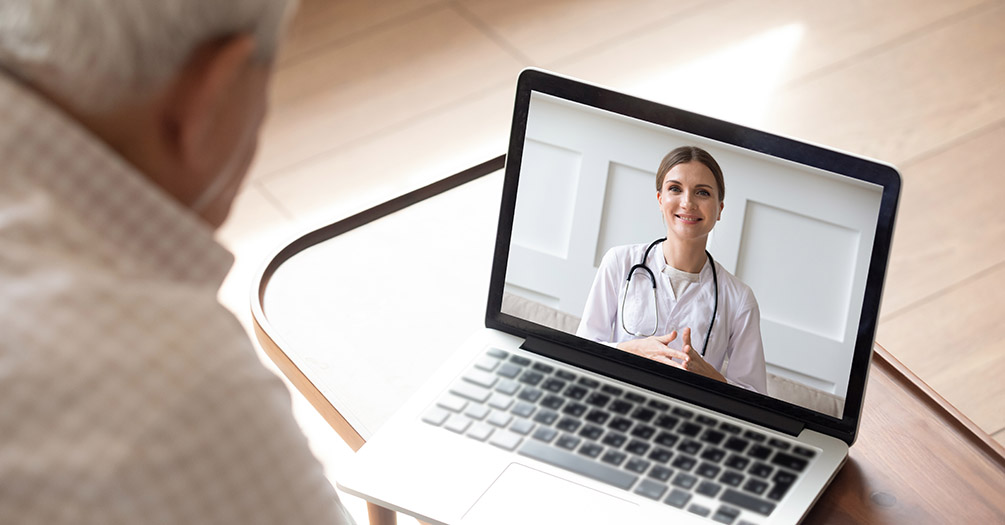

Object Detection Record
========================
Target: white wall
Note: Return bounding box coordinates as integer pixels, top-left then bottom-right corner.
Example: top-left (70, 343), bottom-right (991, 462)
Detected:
top-left (503, 92), bottom-right (883, 399)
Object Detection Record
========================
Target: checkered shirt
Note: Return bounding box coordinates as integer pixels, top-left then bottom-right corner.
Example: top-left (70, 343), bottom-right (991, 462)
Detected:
top-left (0, 72), bottom-right (354, 524)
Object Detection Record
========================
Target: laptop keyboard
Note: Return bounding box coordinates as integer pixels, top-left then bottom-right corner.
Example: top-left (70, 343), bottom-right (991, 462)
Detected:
top-left (421, 348), bottom-right (817, 524)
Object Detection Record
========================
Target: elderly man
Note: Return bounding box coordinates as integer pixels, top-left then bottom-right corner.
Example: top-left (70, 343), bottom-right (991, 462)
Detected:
top-left (0, 1), bottom-right (354, 523)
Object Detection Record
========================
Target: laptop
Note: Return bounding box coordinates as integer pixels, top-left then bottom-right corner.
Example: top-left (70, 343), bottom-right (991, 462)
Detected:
top-left (337, 68), bottom-right (900, 524)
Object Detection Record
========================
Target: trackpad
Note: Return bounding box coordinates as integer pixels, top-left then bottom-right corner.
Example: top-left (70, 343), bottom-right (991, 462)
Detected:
top-left (462, 463), bottom-right (640, 524)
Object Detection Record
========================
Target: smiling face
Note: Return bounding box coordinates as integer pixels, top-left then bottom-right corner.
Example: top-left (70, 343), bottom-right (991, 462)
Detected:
top-left (657, 161), bottom-right (724, 244)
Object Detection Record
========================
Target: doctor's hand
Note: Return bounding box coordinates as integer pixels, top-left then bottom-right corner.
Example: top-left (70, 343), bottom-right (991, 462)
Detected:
top-left (663, 327), bottom-right (727, 384)
top-left (615, 332), bottom-right (681, 366)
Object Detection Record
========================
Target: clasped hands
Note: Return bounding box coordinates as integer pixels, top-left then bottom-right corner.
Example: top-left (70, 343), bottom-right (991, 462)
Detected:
top-left (616, 327), bottom-right (727, 384)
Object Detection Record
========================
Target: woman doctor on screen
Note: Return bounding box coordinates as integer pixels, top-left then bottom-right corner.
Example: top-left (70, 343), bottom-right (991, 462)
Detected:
top-left (576, 146), bottom-right (767, 394)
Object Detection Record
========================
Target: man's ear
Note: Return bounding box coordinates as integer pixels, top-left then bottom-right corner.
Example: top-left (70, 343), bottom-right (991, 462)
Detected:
top-left (162, 34), bottom-right (257, 169)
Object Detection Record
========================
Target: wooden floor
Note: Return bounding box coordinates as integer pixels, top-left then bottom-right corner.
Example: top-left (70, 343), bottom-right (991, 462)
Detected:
top-left (215, 0), bottom-right (1005, 521)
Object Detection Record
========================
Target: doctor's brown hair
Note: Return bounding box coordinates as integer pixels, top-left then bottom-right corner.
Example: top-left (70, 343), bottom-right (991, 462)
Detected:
top-left (656, 146), bottom-right (725, 202)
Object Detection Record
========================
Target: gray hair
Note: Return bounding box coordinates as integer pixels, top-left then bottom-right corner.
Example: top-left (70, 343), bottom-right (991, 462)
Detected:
top-left (0, 0), bottom-right (296, 114)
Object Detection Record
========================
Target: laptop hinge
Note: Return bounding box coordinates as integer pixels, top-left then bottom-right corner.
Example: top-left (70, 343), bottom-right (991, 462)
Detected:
top-left (521, 336), bottom-right (804, 437)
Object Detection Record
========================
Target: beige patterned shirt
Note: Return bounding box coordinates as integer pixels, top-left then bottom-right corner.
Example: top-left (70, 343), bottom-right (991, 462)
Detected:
top-left (0, 72), bottom-right (354, 524)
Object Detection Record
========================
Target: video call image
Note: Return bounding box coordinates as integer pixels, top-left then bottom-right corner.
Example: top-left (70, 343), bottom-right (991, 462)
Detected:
top-left (501, 92), bottom-right (885, 418)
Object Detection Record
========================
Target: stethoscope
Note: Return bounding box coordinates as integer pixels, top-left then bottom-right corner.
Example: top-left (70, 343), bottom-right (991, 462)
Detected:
top-left (619, 238), bottom-right (718, 356)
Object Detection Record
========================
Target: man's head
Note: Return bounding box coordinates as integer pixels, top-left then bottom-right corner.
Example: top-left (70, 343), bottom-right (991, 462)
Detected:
top-left (0, 0), bottom-right (296, 227)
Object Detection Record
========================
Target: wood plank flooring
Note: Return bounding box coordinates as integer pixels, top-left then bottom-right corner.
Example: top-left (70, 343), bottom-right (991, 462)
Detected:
top-left (215, 1), bottom-right (1005, 520)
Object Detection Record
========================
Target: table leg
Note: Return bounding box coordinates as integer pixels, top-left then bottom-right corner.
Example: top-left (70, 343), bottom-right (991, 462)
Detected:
top-left (366, 501), bottom-right (397, 525)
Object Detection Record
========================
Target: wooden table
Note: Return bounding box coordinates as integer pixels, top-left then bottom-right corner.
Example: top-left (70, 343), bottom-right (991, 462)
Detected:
top-left (252, 157), bottom-right (1005, 524)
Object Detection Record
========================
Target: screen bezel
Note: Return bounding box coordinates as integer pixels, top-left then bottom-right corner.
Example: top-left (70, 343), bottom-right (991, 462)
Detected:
top-left (485, 68), bottom-right (900, 445)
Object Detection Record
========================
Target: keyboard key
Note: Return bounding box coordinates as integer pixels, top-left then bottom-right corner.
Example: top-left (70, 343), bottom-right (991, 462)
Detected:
top-left (630, 424), bottom-right (655, 440)
top-left (663, 488), bottom-right (691, 508)
top-left (486, 347), bottom-right (508, 358)
top-left (445, 414), bottom-right (471, 434)
top-left (655, 432), bottom-right (679, 448)
top-left (487, 393), bottom-right (513, 411)
top-left (723, 437), bottom-right (750, 453)
top-left (672, 472), bottom-right (698, 490)
top-left (672, 407), bottom-right (694, 419)
top-left (422, 407), bottom-right (449, 426)
top-left (464, 369), bottom-right (498, 388)
top-left (696, 415), bottom-right (718, 426)
top-left (609, 400), bottom-right (633, 415)
top-left (577, 377), bottom-right (600, 388)
top-left (768, 438), bottom-right (791, 451)
top-left (511, 402), bottom-right (535, 418)
top-left (464, 404), bottom-right (490, 420)
top-left (701, 447), bottom-right (726, 463)
top-left (696, 462), bottom-right (721, 479)
top-left (743, 429), bottom-right (767, 442)
top-left (654, 415), bottom-right (679, 431)
top-left (625, 440), bottom-right (650, 456)
top-left (541, 378), bottom-right (566, 393)
top-left (625, 392), bottom-right (646, 404)
top-left (677, 440), bottom-right (702, 456)
top-left (631, 407), bottom-right (656, 423)
top-left (671, 456), bottom-right (697, 472)
top-left (561, 402), bottom-right (588, 417)
top-left (488, 430), bottom-right (522, 451)
top-left (467, 422), bottom-right (494, 441)
top-left (634, 479), bottom-right (667, 500)
top-left (647, 447), bottom-right (673, 464)
top-left (712, 505), bottom-right (741, 524)
top-left (510, 418), bottom-right (534, 435)
top-left (556, 417), bottom-right (581, 433)
top-left (578, 442), bottom-right (604, 458)
top-left (626, 457), bottom-right (651, 473)
top-left (793, 446), bottom-right (817, 459)
top-left (517, 387), bottom-right (543, 403)
top-left (700, 429), bottom-right (726, 445)
top-left (743, 478), bottom-right (768, 495)
top-left (474, 356), bottom-right (500, 372)
top-left (649, 465), bottom-right (675, 481)
top-left (509, 355), bottom-right (531, 366)
top-left (601, 433), bottom-right (627, 448)
top-left (497, 363), bottom-right (521, 379)
top-left (450, 382), bottom-right (491, 403)
top-left (585, 392), bottom-right (611, 408)
top-left (585, 409), bottom-right (610, 425)
top-left (555, 370), bottom-right (577, 381)
top-left (518, 370), bottom-right (544, 386)
top-left (607, 417), bottom-right (632, 432)
top-left (721, 488), bottom-right (776, 516)
top-left (600, 385), bottom-right (623, 396)
top-left (601, 450), bottom-right (627, 467)
top-left (719, 422), bottom-right (742, 434)
top-left (532, 362), bottom-right (554, 374)
top-left (748, 444), bottom-right (772, 460)
top-left (564, 385), bottom-right (589, 400)
top-left (556, 434), bottom-right (581, 450)
top-left (495, 379), bottom-right (520, 395)
top-left (749, 462), bottom-right (773, 478)
top-left (771, 452), bottom-right (809, 472)
top-left (519, 439), bottom-right (638, 490)
top-left (696, 480), bottom-right (722, 498)
top-left (679, 422), bottom-right (702, 437)
top-left (767, 478), bottom-right (794, 501)
top-left (578, 424), bottom-right (604, 441)
top-left (724, 455), bottom-right (750, 471)
top-left (532, 427), bottom-right (557, 443)
top-left (719, 470), bottom-right (745, 487)
top-left (647, 399), bottom-right (670, 411)
top-left (533, 410), bottom-right (558, 425)
top-left (687, 503), bottom-right (711, 517)
top-left (540, 395), bottom-right (564, 410)
top-left (437, 395), bottom-right (467, 412)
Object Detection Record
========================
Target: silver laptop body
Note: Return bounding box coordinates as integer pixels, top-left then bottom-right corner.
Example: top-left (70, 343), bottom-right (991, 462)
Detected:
top-left (338, 68), bottom-right (900, 525)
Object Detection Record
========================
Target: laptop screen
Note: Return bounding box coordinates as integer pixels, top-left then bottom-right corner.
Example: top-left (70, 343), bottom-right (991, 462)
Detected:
top-left (488, 70), bottom-right (900, 442)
